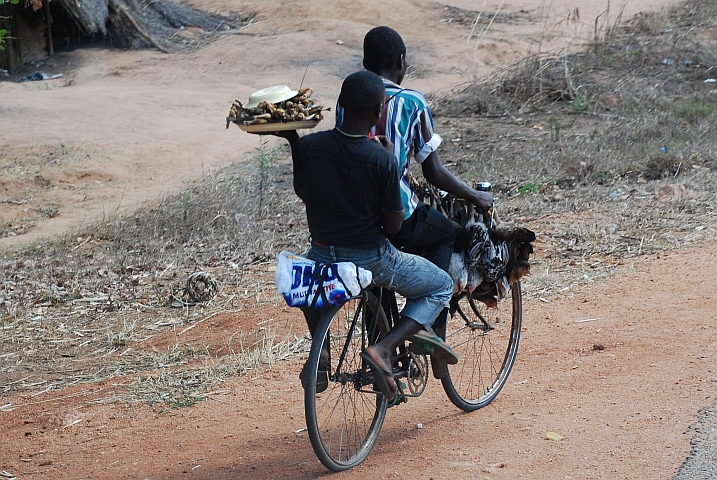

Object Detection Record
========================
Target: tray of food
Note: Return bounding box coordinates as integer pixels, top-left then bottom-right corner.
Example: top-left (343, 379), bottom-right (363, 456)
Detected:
top-left (226, 85), bottom-right (326, 132)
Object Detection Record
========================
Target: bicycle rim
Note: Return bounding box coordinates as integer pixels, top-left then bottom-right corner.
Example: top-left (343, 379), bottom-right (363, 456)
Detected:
top-left (304, 293), bottom-right (389, 471)
top-left (441, 281), bottom-right (522, 411)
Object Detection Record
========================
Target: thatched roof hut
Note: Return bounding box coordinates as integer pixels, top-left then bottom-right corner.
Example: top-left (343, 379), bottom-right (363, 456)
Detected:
top-left (1, 0), bottom-right (251, 73)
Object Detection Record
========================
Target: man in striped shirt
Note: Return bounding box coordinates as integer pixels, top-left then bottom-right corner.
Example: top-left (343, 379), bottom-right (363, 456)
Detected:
top-left (339, 26), bottom-right (494, 378)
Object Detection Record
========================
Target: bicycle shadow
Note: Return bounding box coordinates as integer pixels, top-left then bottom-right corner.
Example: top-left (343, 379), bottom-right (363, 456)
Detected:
top-left (147, 402), bottom-right (481, 479)
top-left (147, 428), bottom-right (335, 480)
top-left (375, 402), bottom-right (476, 443)
top-left (145, 379), bottom-right (481, 480)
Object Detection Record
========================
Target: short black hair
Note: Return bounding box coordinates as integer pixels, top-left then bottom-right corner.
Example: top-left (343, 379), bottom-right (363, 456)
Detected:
top-left (338, 70), bottom-right (385, 113)
top-left (363, 26), bottom-right (406, 73)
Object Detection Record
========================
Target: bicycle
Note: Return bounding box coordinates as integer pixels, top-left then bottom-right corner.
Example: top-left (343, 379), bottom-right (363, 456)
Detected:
top-left (302, 279), bottom-right (523, 471)
top-left (296, 178), bottom-right (534, 471)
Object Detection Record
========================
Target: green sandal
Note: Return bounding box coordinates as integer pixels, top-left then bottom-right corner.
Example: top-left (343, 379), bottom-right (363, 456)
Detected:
top-left (408, 330), bottom-right (459, 365)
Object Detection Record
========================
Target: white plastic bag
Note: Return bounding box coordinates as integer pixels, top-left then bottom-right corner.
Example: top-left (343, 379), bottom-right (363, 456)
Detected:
top-left (275, 251), bottom-right (373, 308)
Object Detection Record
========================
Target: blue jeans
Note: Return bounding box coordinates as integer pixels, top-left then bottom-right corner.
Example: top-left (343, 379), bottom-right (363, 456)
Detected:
top-left (389, 203), bottom-right (456, 273)
top-left (388, 203), bottom-right (457, 333)
top-left (306, 239), bottom-right (453, 328)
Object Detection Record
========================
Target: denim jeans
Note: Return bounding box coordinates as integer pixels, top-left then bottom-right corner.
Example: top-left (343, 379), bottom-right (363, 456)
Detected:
top-left (388, 203), bottom-right (456, 273)
top-left (306, 239), bottom-right (453, 328)
top-left (388, 203), bottom-right (456, 332)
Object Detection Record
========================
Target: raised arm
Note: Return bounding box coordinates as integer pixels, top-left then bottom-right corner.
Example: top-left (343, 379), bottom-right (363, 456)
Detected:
top-left (251, 130), bottom-right (304, 198)
top-left (249, 130), bottom-right (300, 160)
top-left (274, 130), bottom-right (300, 163)
top-left (418, 112), bottom-right (493, 213)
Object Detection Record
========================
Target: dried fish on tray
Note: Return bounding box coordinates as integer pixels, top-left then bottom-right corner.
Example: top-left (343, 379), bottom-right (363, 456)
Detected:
top-left (226, 85), bottom-right (327, 132)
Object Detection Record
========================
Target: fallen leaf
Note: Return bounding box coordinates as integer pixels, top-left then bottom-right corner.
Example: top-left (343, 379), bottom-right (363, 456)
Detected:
top-left (545, 431), bottom-right (564, 441)
top-left (657, 183), bottom-right (686, 200)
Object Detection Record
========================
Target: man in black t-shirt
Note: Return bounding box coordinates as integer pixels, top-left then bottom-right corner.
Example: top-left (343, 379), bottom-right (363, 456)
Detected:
top-left (272, 71), bottom-right (454, 401)
top-left (292, 124), bottom-right (400, 250)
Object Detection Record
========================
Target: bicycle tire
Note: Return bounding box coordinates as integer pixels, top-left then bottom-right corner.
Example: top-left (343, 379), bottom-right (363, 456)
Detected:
top-left (304, 291), bottom-right (390, 472)
top-left (441, 281), bottom-right (522, 412)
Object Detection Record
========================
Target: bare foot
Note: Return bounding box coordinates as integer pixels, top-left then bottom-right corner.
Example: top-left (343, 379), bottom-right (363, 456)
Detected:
top-left (363, 346), bottom-right (397, 394)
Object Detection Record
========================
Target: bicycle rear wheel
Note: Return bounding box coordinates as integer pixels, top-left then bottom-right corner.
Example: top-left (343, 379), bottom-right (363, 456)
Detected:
top-left (441, 281), bottom-right (522, 412)
top-left (304, 291), bottom-right (390, 472)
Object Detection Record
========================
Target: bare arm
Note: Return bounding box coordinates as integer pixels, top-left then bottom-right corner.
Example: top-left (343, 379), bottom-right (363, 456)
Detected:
top-left (251, 130), bottom-right (304, 198)
top-left (418, 112), bottom-right (493, 213)
top-left (274, 130), bottom-right (300, 162)
top-left (249, 130), bottom-right (300, 160)
top-left (421, 152), bottom-right (493, 210)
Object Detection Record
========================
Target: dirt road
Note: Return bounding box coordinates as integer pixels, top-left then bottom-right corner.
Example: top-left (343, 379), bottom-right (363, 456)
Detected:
top-left (1, 243), bottom-right (715, 479)
top-left (4, 0), bottom-right (714, 478)
top-left (0, 0), bottom-right (680, 248)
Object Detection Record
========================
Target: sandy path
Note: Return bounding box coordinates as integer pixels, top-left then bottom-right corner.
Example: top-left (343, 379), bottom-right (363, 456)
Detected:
top-left (4, 1), bottom-right (710, 478)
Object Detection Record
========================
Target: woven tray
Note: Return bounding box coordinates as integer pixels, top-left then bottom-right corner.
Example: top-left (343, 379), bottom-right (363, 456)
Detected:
top-left (237, 119), bottom-right (321, 132)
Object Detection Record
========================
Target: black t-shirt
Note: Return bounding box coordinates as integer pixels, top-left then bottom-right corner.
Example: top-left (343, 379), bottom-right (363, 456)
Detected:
top-left (294, 129), bottom-right (402, 249)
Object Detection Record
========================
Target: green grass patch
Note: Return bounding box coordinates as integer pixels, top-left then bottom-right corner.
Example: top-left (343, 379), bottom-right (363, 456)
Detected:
top-left (675, 102), bottom-right (715, 122)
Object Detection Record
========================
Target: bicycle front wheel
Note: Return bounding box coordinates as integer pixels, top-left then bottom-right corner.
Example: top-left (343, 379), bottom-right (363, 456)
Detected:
top-left (441, 281), bottom-right (522, 412)
top-left (304, 292), bottom-right (389, 472)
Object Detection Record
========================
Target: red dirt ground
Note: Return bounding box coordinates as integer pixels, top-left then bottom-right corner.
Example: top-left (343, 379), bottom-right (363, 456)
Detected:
top-left (4, 1), bottom-right (711, 479)
top-left (2, 243), bottom-right (715, 479)
top-left (0, 0), bottom-right (680, 248)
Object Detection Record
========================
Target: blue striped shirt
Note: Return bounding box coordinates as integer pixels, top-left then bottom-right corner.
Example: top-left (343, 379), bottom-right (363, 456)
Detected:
top-left (336, 79), bottom-right (438, 218)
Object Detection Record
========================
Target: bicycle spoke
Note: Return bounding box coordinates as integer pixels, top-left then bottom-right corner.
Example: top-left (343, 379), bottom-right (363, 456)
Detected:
top-left (305, 293), bottom-right (389, 471)
top-left (441, 282), bottom-right (522, 411)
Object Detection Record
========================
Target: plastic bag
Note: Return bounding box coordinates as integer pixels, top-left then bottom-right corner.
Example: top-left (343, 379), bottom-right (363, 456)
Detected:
top-left (275, 251), bottom-right (373, 308)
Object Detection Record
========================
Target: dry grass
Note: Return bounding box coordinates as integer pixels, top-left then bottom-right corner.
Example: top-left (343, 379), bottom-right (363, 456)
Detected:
top-left (0, 151), bottom-right (311, 403)
top-left (97, 329), bottom-right (311, 408)
top-left (436, 0), bottom-right (717, 115)
top-left (0, 144), bottom-right (95, 237)
top-left (430, 0), bottom-right (717, 297)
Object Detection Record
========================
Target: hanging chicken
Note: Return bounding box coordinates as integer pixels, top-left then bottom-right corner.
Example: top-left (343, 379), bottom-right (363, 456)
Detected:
top-left (410, 176), bottom-right (535, 304)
